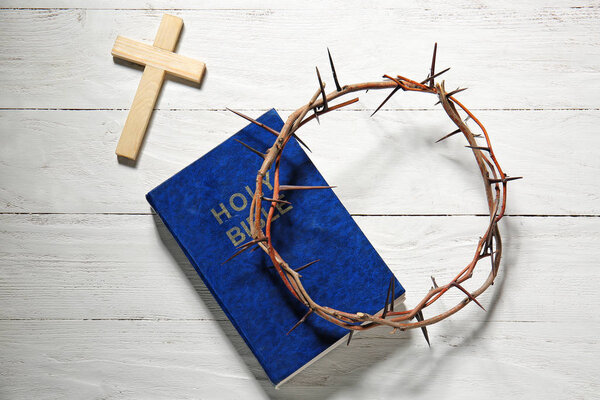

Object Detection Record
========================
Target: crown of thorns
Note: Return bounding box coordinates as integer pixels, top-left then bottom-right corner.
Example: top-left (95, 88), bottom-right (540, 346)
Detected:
top-left (225, 44), bottom-right (520, 346)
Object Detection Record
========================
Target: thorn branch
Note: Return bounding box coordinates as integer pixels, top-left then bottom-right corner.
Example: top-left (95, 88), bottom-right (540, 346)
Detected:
top-left (243, 46), bottom-right (511, 337)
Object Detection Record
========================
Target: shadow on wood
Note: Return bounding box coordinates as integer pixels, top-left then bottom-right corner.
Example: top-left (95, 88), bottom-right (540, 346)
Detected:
top-left (151, 212), bottom-right (420, 399)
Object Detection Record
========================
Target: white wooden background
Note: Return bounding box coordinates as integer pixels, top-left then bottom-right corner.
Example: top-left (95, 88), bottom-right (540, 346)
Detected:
top-left (1, 1), bottom-right (599, 399)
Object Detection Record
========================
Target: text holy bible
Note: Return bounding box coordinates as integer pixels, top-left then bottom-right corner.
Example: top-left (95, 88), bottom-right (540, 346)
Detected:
top-left (147, 109), bottom-right (405, 385)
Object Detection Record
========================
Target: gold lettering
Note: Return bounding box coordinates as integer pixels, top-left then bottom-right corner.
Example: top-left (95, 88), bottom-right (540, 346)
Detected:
top-left (263, 170), bottom-right (273, 190)
top-left (274, 194), bottom-right (293, 215)
top-left (211, 203), bottom-right (232, 224)
top-left (214, 178), bottom-right (295, 246)
top-left (226, 226), bottom-right (246, 246)
top-left (262, 206), bottom-right (279, 222)
top-left (247, 215), bottom-right (266, 229)
top-left (229, 192), bottom-right (247, 212)
top-left (240, 220), bottom-right (252, 236)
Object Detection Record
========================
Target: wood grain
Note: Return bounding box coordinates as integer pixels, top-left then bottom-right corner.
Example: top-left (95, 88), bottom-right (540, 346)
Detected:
top-left (115, 66), bottom-right (166, 159)
top-left (1, 1), bottom-right (599, 398)
top-left (0, 214), bottom-right (597, 323)
top-left (0, 214), bottom-right (598, 398)
top-left (111, 36), bottom-right (205, 83)
top-left (0, 109), bottom-right (598, 215)
top-left (0, 0), bottom-right (589, 9)
top-left (1, 319), bottom-right (596, 399)
top-left (0, 5), bottom-right (599, 110)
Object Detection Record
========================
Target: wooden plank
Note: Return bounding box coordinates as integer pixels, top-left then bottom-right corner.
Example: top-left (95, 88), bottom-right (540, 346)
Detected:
top-left (0, 109), bottom-right (598, 215)
top-left (1, 211), bottom-right (597, 397)
top-left (0, 5), bottom-right (599, 109)
top-left (0, 319), bottom-right (596, 398)
top-left (0, 0), bottom-right (588, 11)
top-left (111, 36), bottom-right (205, 83)
top-left (1, 2), bottom-right (597, 398)
top-left (1, 214), bottom-right (598, 324)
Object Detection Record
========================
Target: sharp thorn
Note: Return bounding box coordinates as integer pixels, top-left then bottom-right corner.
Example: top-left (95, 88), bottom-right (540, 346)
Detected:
top-left (279, 185), bottom-right (335, 191)
top-left (371, 86), bottom-right (400, 117)
top-left (299, 98), bottom-right (359, 129)
top-left (327, 47), bottom-right (343, 92)
top-left (312, 107), bottom-right (320, 124)
top-left (226, 108), bottom-right (280, 137)
top-left (450, 281), bottom-right (486, 311)
top-left (222, 243), bottom-right (258, 264)
top-left (505, 176), bottom-right (523, 182)
top-left (429, 42), bottom-right (437, 88)
top-left (262, 196), bottom-right (291, 205)
top-left (465, 145), bottom-right (491, 152)
top-left (391, 278), bottom-right (395, 312)
top-left (420, 67), bottom-right (451, 85)
top-left (287, 309), bottom-right (313, 335)
top-left (490, 245), bottom-right (496, 272)
top-left (315, 67), bottom-right (328, 110)
top-left (382, 277), bottom-right (394, 318)
top-left (346, 330), bottom-right (354, 346)
top-left (484, 232), bottom-right (493, 254)
top-left (488, 176), bottom-right (523, 184)
top-left (446, 87), bottom-right (468, 97)
top-left (227, 108), bottom-right (307, 153)
top-left (414, 310), bottom-right (431, 347)
top-left (435, 128), bottom-right (462, 143)
top-left (234, 139), bottom-right (266, 159)
top-left (236, 237), bottom-right (267, 249)
top-left (294, 259), bottom-right (320, 273)
top-left (292, 133), bottom-right (312, 153)
top-left (431, 276), bottom-right (439, 289)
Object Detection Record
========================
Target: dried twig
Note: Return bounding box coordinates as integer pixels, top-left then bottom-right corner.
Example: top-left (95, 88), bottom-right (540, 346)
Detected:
top-left (228, 45), bottom-right (518, 338)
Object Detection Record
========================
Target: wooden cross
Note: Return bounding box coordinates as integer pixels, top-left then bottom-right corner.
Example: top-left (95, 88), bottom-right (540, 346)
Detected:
top-left (111, 14), bottom-right (205, 160)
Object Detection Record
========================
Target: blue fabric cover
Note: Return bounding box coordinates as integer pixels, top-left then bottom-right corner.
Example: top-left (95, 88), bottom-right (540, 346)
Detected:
top-left (147, 109), bottom-right (405, 384)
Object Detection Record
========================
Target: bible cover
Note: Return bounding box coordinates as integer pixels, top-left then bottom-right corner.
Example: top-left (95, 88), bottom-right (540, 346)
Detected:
top-left (146, 109), bottom-right (405, 385)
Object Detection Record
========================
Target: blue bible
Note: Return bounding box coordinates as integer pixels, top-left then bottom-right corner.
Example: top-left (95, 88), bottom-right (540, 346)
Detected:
top-left (146, 109), bottom-right (405, 386)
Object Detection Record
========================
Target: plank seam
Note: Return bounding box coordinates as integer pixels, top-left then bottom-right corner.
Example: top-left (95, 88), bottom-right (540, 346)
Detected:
top-left (1, 107), bottom-right (598, 112)
top-left (0, 212), bottom-right (598, 217)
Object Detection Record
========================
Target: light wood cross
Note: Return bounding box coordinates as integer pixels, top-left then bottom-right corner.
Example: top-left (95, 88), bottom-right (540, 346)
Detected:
top-left (111, 14), bottom-right (205, 160)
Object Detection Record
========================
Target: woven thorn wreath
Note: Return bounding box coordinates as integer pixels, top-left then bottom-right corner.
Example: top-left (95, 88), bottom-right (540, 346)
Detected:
top-left (225, 44), bottom-right (521, 345)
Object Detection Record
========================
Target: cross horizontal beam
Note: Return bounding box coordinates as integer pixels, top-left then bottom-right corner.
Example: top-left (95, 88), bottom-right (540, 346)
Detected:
top-left (112, 36), bottom-right (205, 83)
